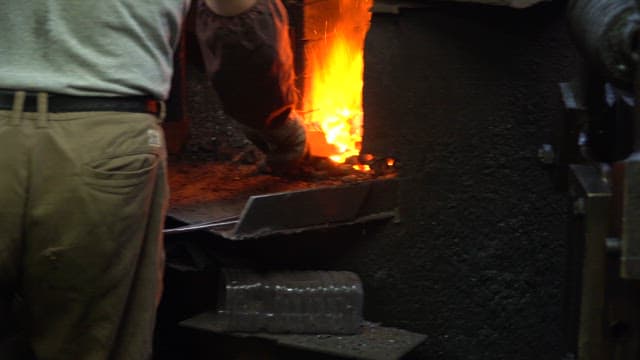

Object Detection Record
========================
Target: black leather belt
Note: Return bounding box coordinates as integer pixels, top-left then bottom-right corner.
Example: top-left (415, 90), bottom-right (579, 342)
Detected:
top-left (0, 91), bottom-right (162, 116)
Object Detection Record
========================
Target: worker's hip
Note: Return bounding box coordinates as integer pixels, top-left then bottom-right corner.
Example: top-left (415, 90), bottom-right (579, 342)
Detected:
top-left (0, 93), bottom-right (169, 199)
top-left (0, 102), bottom-right (169, 358)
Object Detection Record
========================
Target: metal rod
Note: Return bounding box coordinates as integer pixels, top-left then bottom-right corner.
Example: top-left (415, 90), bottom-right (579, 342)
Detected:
top-left (163, 216), bottom-right (240, 235)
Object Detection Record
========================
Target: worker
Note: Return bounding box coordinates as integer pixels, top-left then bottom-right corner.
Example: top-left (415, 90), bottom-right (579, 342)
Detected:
top-left (197, 0), bottom-right (309, 172)
top-left (0, 0), bottom-right (306, 359)
top-left (0, 1), bottom-right (191, 358)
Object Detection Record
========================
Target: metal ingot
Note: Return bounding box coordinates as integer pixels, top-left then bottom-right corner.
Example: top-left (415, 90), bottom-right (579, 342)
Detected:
top-left (217, 268), bottom-right (364, 334)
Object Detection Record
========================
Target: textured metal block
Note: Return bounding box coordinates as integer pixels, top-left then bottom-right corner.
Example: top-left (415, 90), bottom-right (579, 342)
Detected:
top-left (216, 269), bottom-right (364, 334)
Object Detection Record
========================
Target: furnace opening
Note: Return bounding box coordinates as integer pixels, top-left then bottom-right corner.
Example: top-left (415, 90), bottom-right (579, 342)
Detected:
top-left (299, 0), bottom-right (374, 165)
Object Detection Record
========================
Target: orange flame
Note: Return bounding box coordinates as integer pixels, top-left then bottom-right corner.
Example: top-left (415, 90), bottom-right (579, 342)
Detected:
top-left (302, 0), bottom-right (373, 163)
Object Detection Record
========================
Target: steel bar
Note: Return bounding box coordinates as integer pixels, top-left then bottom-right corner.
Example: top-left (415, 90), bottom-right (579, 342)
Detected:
top-left (163, 216), bottom-right (240, 235)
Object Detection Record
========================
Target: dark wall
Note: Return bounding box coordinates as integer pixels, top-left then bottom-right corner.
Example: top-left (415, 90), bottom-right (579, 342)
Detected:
top-left (169, 1), bottom-right (580, 359)
top-left (353, 1), bottom-right (577, 359)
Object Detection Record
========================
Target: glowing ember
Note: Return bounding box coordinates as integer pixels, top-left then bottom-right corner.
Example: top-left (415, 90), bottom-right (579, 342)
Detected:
top-left (360, 153), bottom-right (374, 162)
top-left (352, 164), bottom-right (371, 172)
top-left (302, 0), bottom-right (373, 164)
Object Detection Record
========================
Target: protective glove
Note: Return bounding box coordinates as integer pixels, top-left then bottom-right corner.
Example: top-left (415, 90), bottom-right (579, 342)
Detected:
top-left (261, 113), bottom-right (309, 173)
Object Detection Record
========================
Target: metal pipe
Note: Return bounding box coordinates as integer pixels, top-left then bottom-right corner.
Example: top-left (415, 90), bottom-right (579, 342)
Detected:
top-left (568, 0), bottom-right (640, 87)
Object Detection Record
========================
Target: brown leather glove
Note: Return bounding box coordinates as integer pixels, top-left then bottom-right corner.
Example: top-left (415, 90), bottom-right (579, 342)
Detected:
top-left (261, 112), bottom-right (309, 172)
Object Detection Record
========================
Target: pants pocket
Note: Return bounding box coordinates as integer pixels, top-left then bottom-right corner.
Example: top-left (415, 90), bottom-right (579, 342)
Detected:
top-left (83, 151), bottom-right (160, 195)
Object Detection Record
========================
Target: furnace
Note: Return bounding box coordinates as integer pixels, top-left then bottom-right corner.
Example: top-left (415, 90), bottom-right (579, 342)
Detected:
top-left (288, 0), bottom-right (372, 163)
top-left (166, 0), bottom-right (397, 239)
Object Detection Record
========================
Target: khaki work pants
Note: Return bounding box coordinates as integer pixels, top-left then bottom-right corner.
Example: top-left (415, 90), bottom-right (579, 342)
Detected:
top-left (0, 92), bottom-right (169, 360)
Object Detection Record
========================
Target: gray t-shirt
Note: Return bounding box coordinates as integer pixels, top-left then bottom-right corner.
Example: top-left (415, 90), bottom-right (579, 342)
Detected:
top-left (0, 0), bottom-right (191, 99)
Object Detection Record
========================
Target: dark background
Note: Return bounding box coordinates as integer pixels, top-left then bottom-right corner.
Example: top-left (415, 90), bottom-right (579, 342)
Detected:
top-left (158, 1), bottom-right (580, 359)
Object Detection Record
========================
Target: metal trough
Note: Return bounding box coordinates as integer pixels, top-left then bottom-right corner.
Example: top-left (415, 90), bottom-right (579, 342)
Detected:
top-left (166, 177), bottom-right (399, 240)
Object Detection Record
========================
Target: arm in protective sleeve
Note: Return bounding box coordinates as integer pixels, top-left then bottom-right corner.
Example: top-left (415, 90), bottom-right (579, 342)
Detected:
top-left (195, 0), bottom-right (297, 131)
top-left (204, 0), bottom-right (257, 16)
top-left (196, 0), bottom-right (307, 171)
top-left (568, 0), bottom-right (640, 87)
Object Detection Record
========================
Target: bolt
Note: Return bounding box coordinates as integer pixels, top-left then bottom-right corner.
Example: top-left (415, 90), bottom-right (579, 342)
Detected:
top-left (538, 144), bottom-right (555, 165)
top-left (617, 64), bottom-right (629, 73)
top-left (578, 132), bottom-right (588, 147)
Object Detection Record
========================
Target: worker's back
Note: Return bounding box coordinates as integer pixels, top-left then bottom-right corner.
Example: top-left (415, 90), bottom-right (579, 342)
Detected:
top-left (0, 0), bottom-right (191, 99)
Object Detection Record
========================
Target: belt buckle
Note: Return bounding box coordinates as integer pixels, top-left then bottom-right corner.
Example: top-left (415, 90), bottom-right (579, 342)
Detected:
top-left (146, 99), bottom-right (159, 115)
top-left (147, 99), bottom-right (165, 118)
